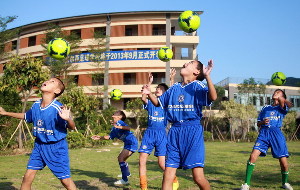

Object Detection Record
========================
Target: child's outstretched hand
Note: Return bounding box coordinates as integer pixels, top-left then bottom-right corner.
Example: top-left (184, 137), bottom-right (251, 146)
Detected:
top-left (0, 107), bottom-right (6, 115)
top-left (59, 106), bottom-right (72, 121)
top-left (203, 59), bottom-right (214, 77)
top-left (91, 135), bottom-right (101, 140)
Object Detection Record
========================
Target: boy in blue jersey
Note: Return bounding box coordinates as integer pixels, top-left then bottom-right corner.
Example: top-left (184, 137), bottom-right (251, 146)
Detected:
top-left (139, 81), bottom-right (178, 190)
top-left (92, 110), bottom-right (138, 185)
top-left (0, 78), bottom-right (77, 190)
top-left (142, 60), bottom-right (217, 190)
top-left (240, 89), bottom-right (294, 190)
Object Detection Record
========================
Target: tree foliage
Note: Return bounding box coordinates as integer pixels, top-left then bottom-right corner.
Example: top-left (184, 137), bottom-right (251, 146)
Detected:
top-left (221, 100), bottom-right (257, 141)
top-left (0, 16), bottom-right (19, 60)
top-left (211, 85), bottom-right (225, 109)
top-left (126, 98), bottom-right (148, 140)
top-left (0, 55), bottom-right (50, 148)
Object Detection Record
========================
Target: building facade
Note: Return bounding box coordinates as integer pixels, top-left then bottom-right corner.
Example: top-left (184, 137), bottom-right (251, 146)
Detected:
top-left (2, 11), bottom-right (201, 109)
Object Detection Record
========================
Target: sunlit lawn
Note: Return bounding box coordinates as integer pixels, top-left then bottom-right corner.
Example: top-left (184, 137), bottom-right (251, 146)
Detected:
top-left (0, 142), bottom-right (299, 189)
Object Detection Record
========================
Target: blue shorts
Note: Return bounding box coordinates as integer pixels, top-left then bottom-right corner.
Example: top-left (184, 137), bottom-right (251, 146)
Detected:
top-left (166, 120), bottom-right (205, 170)
top-left (27, 139), bottom-right (71, 179)
top-left (138, 129), bottom-right (167, 157)
top-left (124, 134), bottom-right (138, 152)
top-left (253, 127), bottom-right (289, 158)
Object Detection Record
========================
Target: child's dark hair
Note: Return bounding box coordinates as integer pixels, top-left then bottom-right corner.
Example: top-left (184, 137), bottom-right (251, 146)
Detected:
top-left (115, 110), bottom-right (126, 121)
top-left (195, 60), bottom-right (205, 81)
top-left (274, 89), bottom-right (287, 99)
top-left (55, 78), bottom-right (65, 97)
top-left (157, 83), bottom-right (169, 91)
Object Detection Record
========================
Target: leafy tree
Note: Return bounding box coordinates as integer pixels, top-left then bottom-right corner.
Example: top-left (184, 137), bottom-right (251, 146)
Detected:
top-left (211, 85), bottom-right (225, 109)
top-left (0, 55), bottom-right (50, 148)
top-left (126, 98), bottom-right (147, 140)
top-left (0, 16), bottom-right (19, 61)
top-left (237, 77), bottom-right (266, 105)
top-left (221, 100), bottom-right (257, 141)
top-left (282, 111), bottom-right (297, 140)
top-left (59, 84), bottom-right (113, 136)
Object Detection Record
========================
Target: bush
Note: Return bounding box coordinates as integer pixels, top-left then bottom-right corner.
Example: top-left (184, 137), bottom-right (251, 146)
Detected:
top-left (246, 131), bottom-right (258, 142)
top-left (204, 131), bottom-right (212, 141)
top-left (67, 132), bottom-right (86, 149)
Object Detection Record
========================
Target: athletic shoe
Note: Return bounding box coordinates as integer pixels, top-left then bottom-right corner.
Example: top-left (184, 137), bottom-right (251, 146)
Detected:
top-left (173, 181), bottom-right (179, 190)
top-left (282, 183), bottom-right (293, 190)
top-left (114, 179), bottom-right (129, 185)
top-left (117, 173), bottom-right (131, 178)
top-left (240, 183), bottom-right (250, 190)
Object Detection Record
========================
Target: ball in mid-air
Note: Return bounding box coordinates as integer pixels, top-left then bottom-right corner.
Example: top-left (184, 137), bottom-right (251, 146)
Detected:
top-left (110, 89), bottom-right (123, 100)
top-left (47, 38), bottom-right (70, 60)
top-left (178, 10), bottom-right (200, 33)
top-left (271, 72), bottom-right (286, 86)
top-left (158, 47), bottom-right (173, 62)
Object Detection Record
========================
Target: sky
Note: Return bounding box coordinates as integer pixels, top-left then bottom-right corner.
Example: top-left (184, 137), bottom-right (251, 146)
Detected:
top-left (1, 0), bottom-right (299, 83)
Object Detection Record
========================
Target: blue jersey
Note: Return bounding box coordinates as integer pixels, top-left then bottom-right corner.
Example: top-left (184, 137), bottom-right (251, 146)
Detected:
top-left (158, 81), bottom-right (212, 123)
top-left (109, 120), bottom-right (134, 141)
top-left (144, 100), bottom-right (167, 130)
top-left (25, 99), bottom-right (67, 143)
top-left (257, 104), bottom-right (288, 128)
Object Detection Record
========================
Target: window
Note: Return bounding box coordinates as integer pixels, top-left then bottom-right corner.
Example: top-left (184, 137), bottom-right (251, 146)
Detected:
top-left (125, 25), bottom-right (138, 36)
top-left (171, 26), bottom-right (175, 35)
top-left (12, 40), bottom-right (17, 50)
top-left (28, 36), bottom-right (36, 47)
top-left (137, 48), bottom-right (150, 50)
top-left (152, 24), bottom-right (166, 35)
top-left (92, 74), bottom-right (104, 85)
top-left (296, 98), bottom-right (300, 107)
top-left (71, 29), bottom-right (81, 39)
top-left (252, 96), bottom-right (257, 106)
top-left (152, 73), bottom-right (166, 84)
top-left (110, 49), bottom-right (123, 51)
top-left (123, 98), bottom-right (131, 109)
top-left (290, 98), bottom-right (294, 105)
top-left (94, 27), bottom-right (106, 36)
top-left (259, 96), bottom-right (264, 106)
top-left (266, 97), bottom-right (271, 105)
top-left (73, 75), bottom-right (79, 85)
top-left (124, 73), bottom-right (136, 85)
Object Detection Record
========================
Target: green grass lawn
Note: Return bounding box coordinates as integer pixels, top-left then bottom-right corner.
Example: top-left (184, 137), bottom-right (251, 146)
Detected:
top-left (0, 142), bottom-right (299, 190)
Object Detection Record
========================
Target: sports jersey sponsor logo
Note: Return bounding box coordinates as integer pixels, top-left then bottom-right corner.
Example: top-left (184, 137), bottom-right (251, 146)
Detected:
top-left (154, 111), bottom-right (158, 116)
top-left (255, 142), bottom-right (260, 146)
top-left (37, 119), bottom-right (43, 127)
top-left (178, 95), bottom-right (184, 102)
top-left (270, 111), bottom-right (275, 115)
top-left (149, 115), bottom-right (164, 122)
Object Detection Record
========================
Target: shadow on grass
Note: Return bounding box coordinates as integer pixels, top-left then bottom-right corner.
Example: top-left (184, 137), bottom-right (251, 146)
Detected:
top-left (72, 168), bottom-right (130, 190)
top-left (0, 182), bottom-right (18, 190)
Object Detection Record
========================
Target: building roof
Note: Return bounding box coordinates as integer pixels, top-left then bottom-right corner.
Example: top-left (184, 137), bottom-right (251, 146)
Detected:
top-left (9, 10), bottom-right (204, 31)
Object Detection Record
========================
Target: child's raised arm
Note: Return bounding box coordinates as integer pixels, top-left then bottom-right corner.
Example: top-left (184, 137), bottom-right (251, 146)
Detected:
top-left (203, 60), bottom-right (217, 101)
top-left (0, 107), bottom-right (25, 119)
top-left (142, 84), bottom-right (159, 106)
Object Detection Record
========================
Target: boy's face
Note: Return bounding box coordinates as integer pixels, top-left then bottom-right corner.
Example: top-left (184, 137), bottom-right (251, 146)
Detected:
top-left (180, 60), bottom-right (200, 77)
top-left (112, 112), bottom-right (122, 123)
top-left (272, 90), bottom-right (284, 99)
top-left (155, 86), bottom-right (166, 97)
top-left (41, 78), bottom-right (61, 95)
